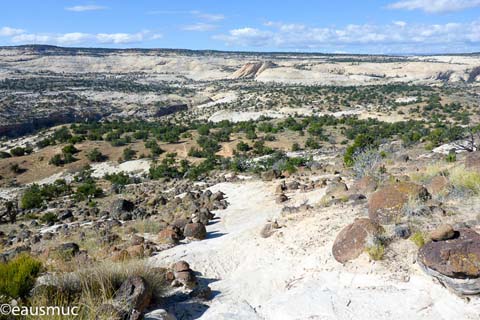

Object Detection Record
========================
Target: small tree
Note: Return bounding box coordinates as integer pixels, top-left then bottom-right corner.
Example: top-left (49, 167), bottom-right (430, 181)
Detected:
top-left (86, 148), bottom-right (106, 162)
top-left (10, 147), bottom-right (26, 157)
top-left (122, 147), bottom-right (136, 161)
top-left (10, 163), bottom-right (24, 174)
top-left (49, 154), bottom-right (63, 166)
top-left (21, 185), bottom-right (44, 209)
top-left (236, 141), bottom-right (251, 152)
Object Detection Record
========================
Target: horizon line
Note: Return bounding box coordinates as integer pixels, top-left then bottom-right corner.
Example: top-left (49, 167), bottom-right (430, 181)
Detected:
top-left (1, 44), bottom-right (479, 57)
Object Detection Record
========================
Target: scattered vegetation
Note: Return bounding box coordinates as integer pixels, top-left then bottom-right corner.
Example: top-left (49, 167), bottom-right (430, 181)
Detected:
top-left (410, 231), bottom-right (426, 248)
top-left (0, 254), bottom-right (42, 300)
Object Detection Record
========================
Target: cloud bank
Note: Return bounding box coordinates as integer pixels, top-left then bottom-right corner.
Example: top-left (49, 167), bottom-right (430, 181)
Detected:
top-left (65, 5), bottom-right (108, 12)
top-left (213, 20), bottom-right (480, 53)
top-left (387, 0), bottom-right (480, 13)
top-left (0, 27), bottom-right (161, 45)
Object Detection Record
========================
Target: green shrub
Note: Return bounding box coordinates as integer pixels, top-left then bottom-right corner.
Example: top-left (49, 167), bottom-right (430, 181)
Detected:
top-left (10, 163), bottom-right (24, 174)
top-left (49, 154), bottom-right (63, 166)
top-left (76, 181), bottom-right (103, 201)
top-left (122, 147), bottom-right (136, 161)
top-left (86, 148), bottom-right (106, 162)
top-left (105, 172), bottom-right (132, 186)
top-left (410, 231), bottom-right (425, 248)
top-left (53, 144), bottom-right (80, 165)
top-left (40, 212), bottom-right (58, 224)
top-left (282, 157), bottom-right (308, 174)
top-left (144, 140), bottom-right (163, 157)
top-left (236, 141), bottom-right (250, 152)
top-left (21, 180), bottom-right (71, 209)
top-left (0, 151), bottom-right (11, 159)
top-left (149, 153), bottom-right (182, 179)
top-left (305, 137), bottom-right (319, 149)
top-left (62, 144), bottom-right (79, 155)
top-left (264, 134), bottom-right (276, 141)
top-left (197, 124), bottom-right (210, 135)
top-left (10, 147), bottom-right (26, 157)
top-left (21, 185), bottom-right (44, 209)
top-left (344, 134), bottom-right (376, 167)
top-left (365, 244), bottom-right (385, 261)
top-left (445, 151), bottom-right (456, 163)
top-left (0, 254), bottom-right (42, 300)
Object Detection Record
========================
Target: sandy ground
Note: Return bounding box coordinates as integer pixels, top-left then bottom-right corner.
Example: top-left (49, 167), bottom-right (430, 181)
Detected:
top-left (150, 179), bottom-right (480, 319)
top-left (208, 109), bottom-right (363, 123)
top-left (90, 159), bottom-right (152, 178)
top-left (195, 92), bottom-right (237, 110)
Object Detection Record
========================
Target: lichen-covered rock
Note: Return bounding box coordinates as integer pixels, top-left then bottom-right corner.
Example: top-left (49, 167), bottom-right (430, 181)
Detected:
top-left (418, 228), bottom-right (480, 294)
top-left (351, 176), bottom-right (377, 195)
top-left (426, 175), bottom-right (450, 196)
top-left (465, 151), bottom-right (480, 172)
top-left (183, 222), bottom-right (207, 240)
top-left (332, 218), bottom-right (384, 263)
top-left (418, 228), bottom-right (480, 279)
top-left (158, 225), bottom-right (183, 244)
top-left (368, 182), bottom-right (430, 224)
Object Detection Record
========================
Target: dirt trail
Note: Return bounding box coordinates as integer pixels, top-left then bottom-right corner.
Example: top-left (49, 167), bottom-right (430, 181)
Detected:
top-left (150, 179), bottom-right (480, 320)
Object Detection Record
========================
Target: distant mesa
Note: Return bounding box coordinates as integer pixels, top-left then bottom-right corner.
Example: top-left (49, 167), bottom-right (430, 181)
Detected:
top-left (231, 61), bottom-right (277, 79)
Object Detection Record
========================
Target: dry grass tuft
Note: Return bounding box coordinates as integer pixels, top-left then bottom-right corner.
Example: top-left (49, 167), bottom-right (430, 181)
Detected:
top-left (448, 165), bottom-right (480, 196)
top-left (29, 260), bottom-right (167, 320)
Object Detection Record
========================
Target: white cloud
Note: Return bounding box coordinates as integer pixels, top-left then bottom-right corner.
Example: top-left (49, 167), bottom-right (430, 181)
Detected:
top-left (147, 9), bottom-right (225, 21)
top-left (12, 34), bottom-right (53, 44)
top-left (214, 27), bottom-right (273, 46)
top-left (192, 11), bottom-right (225, 21)
top-left (214, 20), bottom-right (480, 53)
top-left (183, 23), bottom-right (217, 32)
top-left (0, 27), bottom-right (25, 37)
top-left (8, 29), bottom-right (161, 46)
top-left (388, 0), bottom-right (480, 13)
top-left (56, 32), bottom-right (91, 44)
top-left (96, 32), bottom-right (145, 44)
top-left (65, 5), bottom-right (108, 12)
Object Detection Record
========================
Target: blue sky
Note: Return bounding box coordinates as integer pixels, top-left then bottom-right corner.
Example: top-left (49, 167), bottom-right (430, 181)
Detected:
top-left (1, 0), bottom-right (480, 53)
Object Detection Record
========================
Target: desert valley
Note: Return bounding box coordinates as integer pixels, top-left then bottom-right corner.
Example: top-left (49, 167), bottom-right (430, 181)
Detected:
top-left (0, 44), bottom-right (480, 319)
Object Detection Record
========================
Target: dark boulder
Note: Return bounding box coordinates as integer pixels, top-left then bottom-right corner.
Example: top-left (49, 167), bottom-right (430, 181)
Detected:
top-left (418, 228), bottom-right (480, 279)
top-left (332, 218), bottom-right (384, 263)
top-left (368, 182), bottom-right (430, 224)
top-left (158, 225), bottom-right (183, 244)
top-left (184, 223), bottom-right (207, 240)
top-left (111, 199), bottom-right (135, 220)
top-left (418, 228), bottom-right (480, 294)
top-left (113, 276), bottom-right (152, 314)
